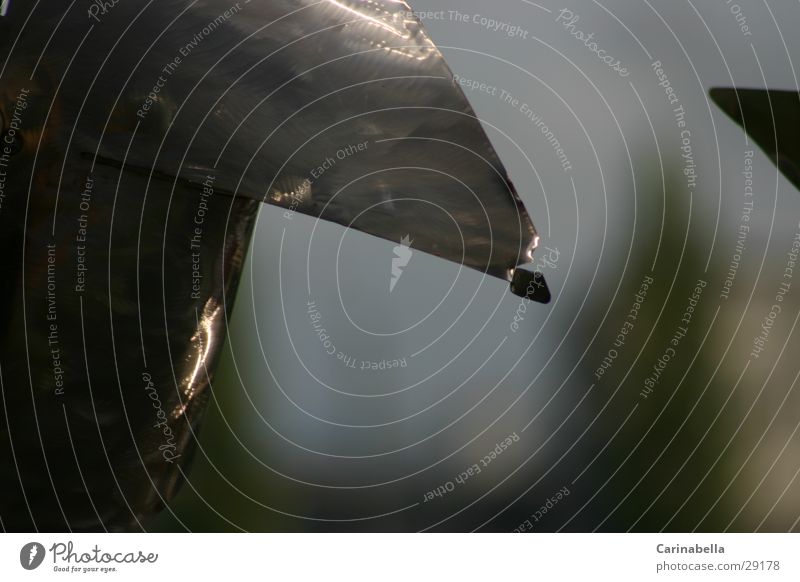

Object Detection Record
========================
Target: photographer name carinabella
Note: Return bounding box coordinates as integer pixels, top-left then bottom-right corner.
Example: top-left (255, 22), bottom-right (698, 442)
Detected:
top-left (657, 544), bottom-right (725, 554)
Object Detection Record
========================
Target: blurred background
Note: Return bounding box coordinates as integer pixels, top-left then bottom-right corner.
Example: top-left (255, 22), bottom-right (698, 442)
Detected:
top-left (152, 0), bottom-right (800, 532)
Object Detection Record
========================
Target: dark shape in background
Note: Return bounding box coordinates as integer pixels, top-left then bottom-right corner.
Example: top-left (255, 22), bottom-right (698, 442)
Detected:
top-left (711, 88), bottom-right (800, 191)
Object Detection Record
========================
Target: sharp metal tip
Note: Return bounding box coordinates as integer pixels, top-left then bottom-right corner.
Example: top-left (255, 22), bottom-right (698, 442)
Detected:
top-left (510, 268), bottom-right (552, 304)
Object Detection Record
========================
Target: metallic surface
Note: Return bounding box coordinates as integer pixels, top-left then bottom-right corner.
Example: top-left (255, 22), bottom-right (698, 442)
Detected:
top-left (0, 0), bottom-right (542, 531)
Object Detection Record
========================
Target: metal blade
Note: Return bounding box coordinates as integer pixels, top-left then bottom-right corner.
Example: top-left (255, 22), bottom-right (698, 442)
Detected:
top-left (1, 0), bottom-right (542, 285)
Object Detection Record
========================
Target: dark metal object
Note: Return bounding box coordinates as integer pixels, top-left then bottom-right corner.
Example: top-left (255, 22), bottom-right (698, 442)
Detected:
top-left (510, 268), bottom-right (551, 304)
top-left (0, 0), bottom-right (545, 531)
top-left (711, 87), bottom-right (800, 191)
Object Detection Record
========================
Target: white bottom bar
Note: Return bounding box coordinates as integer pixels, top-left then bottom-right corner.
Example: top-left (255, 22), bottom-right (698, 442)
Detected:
top-left (1, 533), bottom-right (798, 581)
